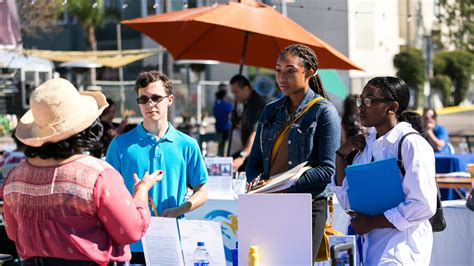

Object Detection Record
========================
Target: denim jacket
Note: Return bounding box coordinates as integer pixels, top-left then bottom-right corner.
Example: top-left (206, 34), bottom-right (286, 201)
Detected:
top-left (245, 89), bottom-right (340, 198)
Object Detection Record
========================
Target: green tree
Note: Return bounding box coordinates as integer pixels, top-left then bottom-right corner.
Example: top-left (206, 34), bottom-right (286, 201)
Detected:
top-left (59, 0), bottom-right (108, 51)
top-left (17, 0), bottom-right (61, 38)
top-left (393, 49), bottom-right (426, 108)
top-left (434, 50), bottom-right (474, 105)
top-left (437, 0), bottom-right (473, 52)
top-left (431, 74), bottom-right (452, 106)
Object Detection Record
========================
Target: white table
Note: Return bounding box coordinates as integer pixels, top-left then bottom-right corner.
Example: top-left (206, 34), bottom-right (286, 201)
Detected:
top-left (430, 200), bottom-right (474, 266)
top-left (187, 195), bottom-right (474, 266)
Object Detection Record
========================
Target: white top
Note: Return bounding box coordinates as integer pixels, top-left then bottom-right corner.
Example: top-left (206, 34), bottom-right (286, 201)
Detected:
top-left (332, 122), bottom-right (437, 265)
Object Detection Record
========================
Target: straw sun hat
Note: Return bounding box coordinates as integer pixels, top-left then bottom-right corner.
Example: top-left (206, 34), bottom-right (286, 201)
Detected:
top-left (16, 78), bottom-right (108, 147)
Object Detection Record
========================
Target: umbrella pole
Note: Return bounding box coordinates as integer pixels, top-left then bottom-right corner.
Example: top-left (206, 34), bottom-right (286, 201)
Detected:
top-left (238, 31), bottom-right (250, 75)
top-left (228, 31), bottom-right (250, 157)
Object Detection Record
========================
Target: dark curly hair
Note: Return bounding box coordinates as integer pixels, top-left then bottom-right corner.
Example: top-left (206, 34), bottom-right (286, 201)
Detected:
top-left (134, 70), bottom-right (173, 95)
top-left (279, 44), bottom-right (328, 99)
top-left (342, 94), bottom-right (363, 140)
top-left (24, 119), bottom-right (103, 160)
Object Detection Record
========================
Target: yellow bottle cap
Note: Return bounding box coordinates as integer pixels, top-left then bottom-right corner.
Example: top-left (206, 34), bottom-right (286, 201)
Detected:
top-left (249, 246), bottom-right (258, 253)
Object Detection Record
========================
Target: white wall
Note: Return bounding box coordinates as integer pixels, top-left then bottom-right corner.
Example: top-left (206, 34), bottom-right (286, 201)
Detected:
top-left (283, 0), bottom-right (402, 94)
top-left (348, 0), bottom-right (400, 94)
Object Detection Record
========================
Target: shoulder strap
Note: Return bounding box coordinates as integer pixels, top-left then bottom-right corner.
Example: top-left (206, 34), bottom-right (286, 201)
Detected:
top-left (397, 131), bottom-right (421, 176)
top-left (270, 97), bottom-right (324, 164)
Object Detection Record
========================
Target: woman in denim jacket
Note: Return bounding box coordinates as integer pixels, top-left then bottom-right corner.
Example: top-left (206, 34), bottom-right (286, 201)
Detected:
top-left (245, 44), bottom-right (340, 259)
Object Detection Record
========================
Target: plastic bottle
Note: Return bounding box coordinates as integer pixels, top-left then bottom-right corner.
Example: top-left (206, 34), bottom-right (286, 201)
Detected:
top-left (248, 246), bottom-right (259, 266)
top-left (193, 242), bottom-right (210, 266)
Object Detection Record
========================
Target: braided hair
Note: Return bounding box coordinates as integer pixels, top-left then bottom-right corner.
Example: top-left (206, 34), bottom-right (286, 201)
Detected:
top-left (279, 44), bottom-right (328, 98)
top-left (366, 76), bottom-right (410, 121)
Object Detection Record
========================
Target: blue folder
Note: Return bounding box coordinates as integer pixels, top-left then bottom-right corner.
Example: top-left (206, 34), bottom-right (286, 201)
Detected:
top-left (345, 157), bottom-right (405, 216)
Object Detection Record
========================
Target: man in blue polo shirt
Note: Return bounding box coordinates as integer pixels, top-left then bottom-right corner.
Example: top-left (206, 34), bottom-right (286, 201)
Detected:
top-left (106, 71), bottom-right (208, 258)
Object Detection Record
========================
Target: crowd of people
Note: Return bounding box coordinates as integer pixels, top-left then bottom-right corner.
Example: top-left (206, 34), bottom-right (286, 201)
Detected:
top-left (0, 43), bottom-right (445, 265)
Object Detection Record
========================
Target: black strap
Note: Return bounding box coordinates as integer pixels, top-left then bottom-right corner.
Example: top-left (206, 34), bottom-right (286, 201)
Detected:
top-left (397, 131), bottom-right (444, 219)
top-left (397, 132), bottom-right (420, 176)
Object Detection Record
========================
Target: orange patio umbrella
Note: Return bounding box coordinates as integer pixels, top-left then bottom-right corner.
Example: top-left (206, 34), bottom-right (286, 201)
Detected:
top-left (122, 0), bottom-right (362, 72)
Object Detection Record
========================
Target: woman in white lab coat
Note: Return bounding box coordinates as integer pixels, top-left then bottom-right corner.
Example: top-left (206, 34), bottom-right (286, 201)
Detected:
top-left (333, 76), bottom-right (437, 265)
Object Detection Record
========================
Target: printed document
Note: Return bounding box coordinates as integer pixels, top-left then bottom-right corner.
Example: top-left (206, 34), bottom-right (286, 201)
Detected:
top-left (248, 161), bottom-right (310, 194)
top-left (142, 217), bottom-right (226, 266)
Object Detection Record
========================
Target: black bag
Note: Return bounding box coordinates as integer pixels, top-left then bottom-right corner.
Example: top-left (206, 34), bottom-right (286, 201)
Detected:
top-left (397, 132), bottom-right (447, 232)
top-left (466, 189), bottom-right (474, 211)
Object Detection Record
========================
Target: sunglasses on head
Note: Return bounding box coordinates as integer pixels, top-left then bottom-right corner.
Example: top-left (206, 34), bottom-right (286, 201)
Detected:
top-left (136, 94), bottom-right (169, 105)
top-left (356, 96), bottom-right (393, 108)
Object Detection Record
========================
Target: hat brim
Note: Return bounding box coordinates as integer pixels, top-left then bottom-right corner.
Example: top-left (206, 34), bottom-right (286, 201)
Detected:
top-left (16, 91), bottom-right (108, 147)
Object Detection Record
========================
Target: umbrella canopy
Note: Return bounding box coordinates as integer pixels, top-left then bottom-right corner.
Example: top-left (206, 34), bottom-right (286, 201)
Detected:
top-left (122, 1), bottom-right (362, 71)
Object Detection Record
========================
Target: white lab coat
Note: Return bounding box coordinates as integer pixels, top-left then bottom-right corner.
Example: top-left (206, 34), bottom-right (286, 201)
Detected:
top-left (333, 122), bottom-right (437, 265)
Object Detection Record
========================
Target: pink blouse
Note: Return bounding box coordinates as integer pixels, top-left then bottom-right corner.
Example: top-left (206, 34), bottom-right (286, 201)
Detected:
top-left (1, 155), bottom-right (150, 265)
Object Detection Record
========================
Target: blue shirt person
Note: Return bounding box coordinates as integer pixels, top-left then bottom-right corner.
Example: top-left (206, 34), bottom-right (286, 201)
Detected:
top-left (106, 71), bottom-right (208, 253)
top-left (423, 108), bottom-right (450, 154)
top-left (213, 85), bottom-right (233, 134)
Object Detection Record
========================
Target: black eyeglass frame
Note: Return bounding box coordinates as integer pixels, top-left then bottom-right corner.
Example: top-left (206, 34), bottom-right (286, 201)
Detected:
top-left (136, 94), bottom-right (170, 105)
top-left (356, 96), bottom-right (393, 108)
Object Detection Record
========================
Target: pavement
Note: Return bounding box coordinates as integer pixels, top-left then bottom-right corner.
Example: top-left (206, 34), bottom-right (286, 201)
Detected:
top-left (437, 109), bottom-right (474, 135)
top-left (436, 105), bottom-right (474, 153)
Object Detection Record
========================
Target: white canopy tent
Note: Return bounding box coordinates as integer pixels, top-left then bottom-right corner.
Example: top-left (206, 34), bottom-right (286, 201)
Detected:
top-left (0, 50), bottom-right (54, 109)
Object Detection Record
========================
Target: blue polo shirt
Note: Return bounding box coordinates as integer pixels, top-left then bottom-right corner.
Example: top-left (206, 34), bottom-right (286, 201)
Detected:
top-left (433, 125), bottom-right (450, 154)
top-left (106, 122), bottom-right (208, 251)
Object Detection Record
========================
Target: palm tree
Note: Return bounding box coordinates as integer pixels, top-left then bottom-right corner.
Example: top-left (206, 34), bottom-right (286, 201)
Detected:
top-left (59, 0), bottom-right (120, 85)
top-left (60, 0), bottom-right (108, 51)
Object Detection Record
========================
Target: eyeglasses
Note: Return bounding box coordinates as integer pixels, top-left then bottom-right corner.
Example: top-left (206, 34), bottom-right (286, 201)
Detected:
top-left (356, 96), bottom-right (392, 108)
top-left (136, 94), bottom-right (169, 105)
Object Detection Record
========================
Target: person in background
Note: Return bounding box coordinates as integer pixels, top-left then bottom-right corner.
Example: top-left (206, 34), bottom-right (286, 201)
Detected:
top-left (334, 77), bottom-right (436, 265)
top-left (423, 108), bottom-right (450, 154)
top-left (0, 129), bottom-right (26, 180)
top-left (230, 74), bottom-right (266, 171)
top-left (245, 44), bottom-right (340, 260)
top-left (1, 78), bottom-right (162, 265)
top-left (90, 98), bottom-right (128, 158)
top-left (213, 84), bottom-right (233, 155)
top-left (0, 131), bottom-right (24, 266)
top-left (106, 71), bottom-right (208, 262)
top-left (341, 94), bottom-right (367, 143)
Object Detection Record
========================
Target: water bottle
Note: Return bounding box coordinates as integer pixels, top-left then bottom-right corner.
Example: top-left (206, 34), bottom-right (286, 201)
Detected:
top-left (248, 246), bottom-right (259, 266)
top-left (193, 242), bottom-right (210, 266)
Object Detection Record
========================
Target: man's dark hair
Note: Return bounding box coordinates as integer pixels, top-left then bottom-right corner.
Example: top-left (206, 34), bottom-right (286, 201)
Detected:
top-left (134, 70), bottom-right (173, 95)
top-left (215, 89), bottom-right (227, 100)
top-left (230, 74), bottom-right (251, 90)
top-left (24, 119), bottom-right (103, 160)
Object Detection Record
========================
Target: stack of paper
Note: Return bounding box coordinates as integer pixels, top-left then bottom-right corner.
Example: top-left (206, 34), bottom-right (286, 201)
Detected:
top-left (435, 172), bottom-right (471, 178)
top-left (345, 157), bottom-right (405, 216)
top-left (248, 161), bottom-right (311, 194)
